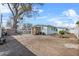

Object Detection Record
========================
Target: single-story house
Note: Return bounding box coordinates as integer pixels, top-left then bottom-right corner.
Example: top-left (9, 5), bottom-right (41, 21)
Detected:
top-left (56, 27), bottom-right (68, 34)
top-left (31, 26), bottom-right (41, 35)
top-left (17, 23), bottom-right (32, 34)
top-left (71, 26), bottom-right (79, 38)
top-left (76, 28), bottom-right (79, 38)
top-left (68, 28), bottom-right (75, 34)
top-left (31, 25), bottom-right (57, 35)
top-left (57, 26), bottom-right (79, 38)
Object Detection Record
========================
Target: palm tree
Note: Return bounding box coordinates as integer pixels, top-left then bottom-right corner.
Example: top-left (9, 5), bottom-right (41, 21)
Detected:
top-left (6, 3), bottom-right (42, 33)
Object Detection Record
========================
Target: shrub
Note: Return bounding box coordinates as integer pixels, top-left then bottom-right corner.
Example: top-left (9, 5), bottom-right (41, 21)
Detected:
top-left (59, 30), bottom-right (65, 35)
top-left (59, 30), bottom-right (65, 38)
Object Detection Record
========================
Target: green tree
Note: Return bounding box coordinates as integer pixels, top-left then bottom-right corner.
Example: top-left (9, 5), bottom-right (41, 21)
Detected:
top-left (6, 3), bottom-right (43, 33)
top-left (76, 21), bottom-right (79, 26)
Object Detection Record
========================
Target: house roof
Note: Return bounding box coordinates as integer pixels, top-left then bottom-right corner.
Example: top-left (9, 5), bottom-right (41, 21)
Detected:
top-left (32, 25), bottom-right (57, 30)
top-left (56, 27), bottom-right (67, 29)
top-left (33, 24), bottom-right (55, 27)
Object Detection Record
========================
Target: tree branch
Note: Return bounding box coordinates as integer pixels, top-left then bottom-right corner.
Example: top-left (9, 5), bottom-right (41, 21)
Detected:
top-left (7, 3), bottom-right (15, 16)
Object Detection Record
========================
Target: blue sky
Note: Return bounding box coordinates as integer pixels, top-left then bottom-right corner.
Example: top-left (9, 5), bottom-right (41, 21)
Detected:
top-left (1, 3), bottom-right (79, 28)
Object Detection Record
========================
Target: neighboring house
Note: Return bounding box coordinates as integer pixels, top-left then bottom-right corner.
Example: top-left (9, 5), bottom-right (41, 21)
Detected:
top-left (31, 26), bottom-right (41, 35)
top-left (68, 28), bottom-right (76, 34)
top-left (57, 27), bottom-right (77, 34)
top-left (31, 25), bottom-right (57, 35)
top-left (17, 23), bottom-right (32, 34)
top-left (56, 27), bottom-right (68, 34)
top-left (76, 28), bottom-right (79, 38)
top-left (69, 27), bottom-right (79, 39)
top-left (17, 23), bottom-right (79, 38)
top-left (72, 26), bottom-right (79, 38)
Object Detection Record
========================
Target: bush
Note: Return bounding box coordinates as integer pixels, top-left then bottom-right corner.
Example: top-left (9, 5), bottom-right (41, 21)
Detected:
top-left (59, 30), bottom-right (65, 38)
top-left (59, 30), bottom-right (65, 35)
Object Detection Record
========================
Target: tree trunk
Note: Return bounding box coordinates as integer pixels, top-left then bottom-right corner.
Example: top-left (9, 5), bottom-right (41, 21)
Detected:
top-left (12, 17), bottom-right (18, 33)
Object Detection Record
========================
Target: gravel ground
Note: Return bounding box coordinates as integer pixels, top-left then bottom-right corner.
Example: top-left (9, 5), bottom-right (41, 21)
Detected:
top-left (0, 36), bottom-right (36, 56)
top-left (13, 34), bottom-right (79, 56)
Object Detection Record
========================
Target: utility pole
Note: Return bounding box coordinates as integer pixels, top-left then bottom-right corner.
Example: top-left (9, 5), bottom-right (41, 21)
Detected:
top-left (0, 13), bottom-right (2, 38)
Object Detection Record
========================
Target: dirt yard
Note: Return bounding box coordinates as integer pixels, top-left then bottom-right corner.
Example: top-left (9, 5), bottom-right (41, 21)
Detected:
top-left (13, 34), bottom-right (79, 56)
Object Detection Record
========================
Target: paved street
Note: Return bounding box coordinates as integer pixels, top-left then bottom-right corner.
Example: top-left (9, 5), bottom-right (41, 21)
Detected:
top-left (0, 36), bottom-right (36, 56)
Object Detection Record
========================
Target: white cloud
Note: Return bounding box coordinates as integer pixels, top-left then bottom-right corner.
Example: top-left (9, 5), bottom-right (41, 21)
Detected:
top-left (48, 17), bottom-right (65, 27)
top-left (62, 23), bottom-right (76, 28)
top-left (48, 17), bottom-right (75, 28)
top-left (54, 20), bottom-right (66, 27)
top-left (23, 15), bottom-right (47, 20)
top-left (48, 17), bottom-right (63, 22)
top-left (62, 9), bottom-right (77, 17)
top-left (37, 16), bottom-right (47, 19)
top-left (54, 20), bottom-right (75, 28)
top-left (0, 4), bottom-right (11, 13)
top-left (62, 9), bottom-right (79, 24)
top-left (49, 17), bottom-right (76, 28)
top-left (38, 9), bottom-right (43, 13)
top-left (32, 5), bottom-right (44, 14)
top-left (48, 9), bottom-right (79, 28)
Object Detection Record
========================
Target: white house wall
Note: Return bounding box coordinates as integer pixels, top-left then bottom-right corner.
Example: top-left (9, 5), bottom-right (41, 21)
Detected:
top-left (41, 27), bottom-right (47, 35)
top-left (69, 29), bottom-right (75, 34)
top-left (41, 27), bottom-right (57, 35)
top-left (47, 29), bottom-right (57, 35)
top-left (75, 28), bottom-right (79, 38)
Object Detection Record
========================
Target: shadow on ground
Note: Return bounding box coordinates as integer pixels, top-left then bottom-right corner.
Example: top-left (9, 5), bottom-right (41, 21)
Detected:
top-left (0, 36), bottom-right (36, 56)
